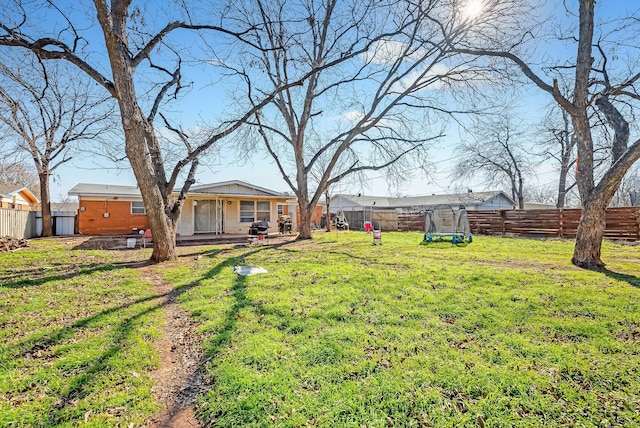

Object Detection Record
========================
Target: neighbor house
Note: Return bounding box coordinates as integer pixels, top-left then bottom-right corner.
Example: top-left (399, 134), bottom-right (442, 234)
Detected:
top-left (0, 186), bottom-right (40, 211)
top-left (68, 181), bottom-right (296, 236)
top-left (330, 191), bottom-right (517, 212)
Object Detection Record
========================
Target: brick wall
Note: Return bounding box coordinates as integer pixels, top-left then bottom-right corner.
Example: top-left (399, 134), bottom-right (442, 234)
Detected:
top-left (295, 204), bottom-right (324, 228)
top-left (78, 199), bottom-right (149, 234)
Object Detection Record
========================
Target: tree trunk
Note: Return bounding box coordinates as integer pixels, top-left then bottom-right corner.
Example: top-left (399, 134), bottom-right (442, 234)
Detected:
top-left (556, 162), bottom-right (569, 208)
top-left (124, 124), bottom-right (178, 262)
top-left (595, 96), bottom-right (629, 163)
top-left (556, 111), bottom-right (575, 209)
top-left (572, 200), bottom-right (606, 270)
top-left (38, 172), bottom-right (52, 237)
top-left (517, 175), bottom-right (524, 209)
top-left (100, 15), bottom-right (178, 262)
top-left (297, 202), bottom-right (313, 239)
top-left (325, 190), bottom-right (332, 232)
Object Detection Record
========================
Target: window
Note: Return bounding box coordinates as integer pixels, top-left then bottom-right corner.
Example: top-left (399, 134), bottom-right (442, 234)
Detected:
top-left (257, 201), bottom-right (271, 221)
top-left (277, 204), bottom-right (284, 215)
top-left (239, 200), bottom-right (271, 222)
top-left (131, 201), bottom-right (146, 214)
top-left (240, 200), bottom-right (255, 222)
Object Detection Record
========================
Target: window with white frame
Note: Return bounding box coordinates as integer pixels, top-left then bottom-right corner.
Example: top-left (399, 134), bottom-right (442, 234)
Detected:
top-left (240, 200), bottom-right (255, 222)
top-left (131, 201), bottom-right (146, 214)
top-left (256, 201), bottom-right (271, 221)
top-left (277, 204), bottom-right (284, 215)
top-left (239, 200), bottom-right (272, 222)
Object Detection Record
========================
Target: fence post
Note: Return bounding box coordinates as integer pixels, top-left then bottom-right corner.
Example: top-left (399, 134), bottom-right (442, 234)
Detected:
top-left (500, 210), bottom-right (506, 236)
top-left (559, 208), bottom-right (564, 239)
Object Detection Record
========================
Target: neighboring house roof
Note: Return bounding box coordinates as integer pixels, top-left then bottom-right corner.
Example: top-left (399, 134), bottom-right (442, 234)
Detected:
top-left (523, 202), bottom-right (557, 210)
top-left (332, 191), bottom-right (516, 209)
top-left (69, 181), bottom-right (289, 199)
top-left (51, 202), bottom-right (80, 212)
top-left (0, 186), bottom-right (40, 204)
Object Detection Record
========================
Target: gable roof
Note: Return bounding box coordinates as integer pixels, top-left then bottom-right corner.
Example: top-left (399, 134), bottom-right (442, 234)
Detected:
top-left (190, 180), bottom-right (287, 197)
top-left (68, 181), bottom-right (288, 199)
top-left (333, 191), bottom-right (516, 209)
top-left (0, 186), bottom-right (40, 204)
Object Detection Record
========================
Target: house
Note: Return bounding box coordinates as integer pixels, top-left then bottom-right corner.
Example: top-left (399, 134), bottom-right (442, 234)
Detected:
top-left (523, 202), bottom-right (557, 210)
top-left (0, 186), bottom-right (40, 210)
top-left (330, 191), bottom-right (516, 212)
top-left (295, 198), bottom-right (326, 229)
top-left (68, 181), bottom-right (296, 236)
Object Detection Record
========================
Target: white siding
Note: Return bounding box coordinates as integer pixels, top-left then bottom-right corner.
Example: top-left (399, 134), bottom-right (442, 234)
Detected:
top-left (193, 183), bottom-right (275, 197)
top-left (0, 208), bottom-right (36, 238)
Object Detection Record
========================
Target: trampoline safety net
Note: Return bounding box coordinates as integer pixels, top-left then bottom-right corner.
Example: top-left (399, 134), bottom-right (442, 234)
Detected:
top-left (423, 204), bottom-right (472, 244)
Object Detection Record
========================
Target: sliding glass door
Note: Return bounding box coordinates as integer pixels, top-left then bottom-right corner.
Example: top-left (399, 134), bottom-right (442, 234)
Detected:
top-left (194, 200), bottom-right (223, 233)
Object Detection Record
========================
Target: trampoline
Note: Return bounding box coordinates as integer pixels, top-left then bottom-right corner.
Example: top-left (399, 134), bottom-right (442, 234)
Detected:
top-left (422, 204), bottom-right (472, 244)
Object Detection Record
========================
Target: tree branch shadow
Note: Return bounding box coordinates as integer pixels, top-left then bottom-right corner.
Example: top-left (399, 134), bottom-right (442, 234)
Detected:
top-left (602, 269), bottom-right (640, 288)
top-left (0, 260), bottom-right (152, 289)
top-left (4, 242), bottom-right (294, 425)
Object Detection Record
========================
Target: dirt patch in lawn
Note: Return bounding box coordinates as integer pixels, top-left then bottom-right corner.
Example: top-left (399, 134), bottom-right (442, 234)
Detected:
top-left (0, 236), bottom-right (29, 252)
top-left (140, 267), bottom-right (210, 428)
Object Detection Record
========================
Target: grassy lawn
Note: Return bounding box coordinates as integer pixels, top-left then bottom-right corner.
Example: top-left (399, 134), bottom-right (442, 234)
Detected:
top-left (162, 232), bottom-right (640, 427)
top-left (0, 239), bottom-right (161, 427)
top-left (1, 233), bottom-right (639, 427)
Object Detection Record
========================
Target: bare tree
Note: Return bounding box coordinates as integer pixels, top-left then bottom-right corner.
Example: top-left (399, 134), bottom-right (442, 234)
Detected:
top-left (0, 0), bottom-right (307, 261)
top-left (453, 115), bottom-right (533, 209)
top-left (452, 0), bottom-right (640, 270)
top-left (523, 185), bottom-right (559, 207)
top-left (0, 160), bottom-right (40, 193)
top-left (537, 107), bottom-right (577, 208)
top-left (610, 165), bottom-right (640, 207)
top-left (0, 59), bottom-right (113, 236)
top-left (537, 101), bottom-right (613, 209)
top-left (228, 0), bottom-right (532, 238)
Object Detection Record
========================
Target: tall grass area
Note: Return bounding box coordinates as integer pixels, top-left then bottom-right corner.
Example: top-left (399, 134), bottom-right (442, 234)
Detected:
top-left (0, 240), bottom-right (161, 427)
top-left (163, 233), bottom-right (640, 427)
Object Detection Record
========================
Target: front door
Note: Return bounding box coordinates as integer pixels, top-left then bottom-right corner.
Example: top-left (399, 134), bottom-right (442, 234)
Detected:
top-left (194, 200), bottom-right (223, 233)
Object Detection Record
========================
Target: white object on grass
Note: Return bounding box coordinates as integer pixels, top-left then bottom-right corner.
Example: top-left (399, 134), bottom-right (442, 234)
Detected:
top-left (233, 265), bottom-right (268, 276)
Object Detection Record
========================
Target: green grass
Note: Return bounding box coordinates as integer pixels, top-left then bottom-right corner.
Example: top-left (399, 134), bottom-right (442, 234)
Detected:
top-left (2, 234), bottom-right (639, 427)
top-left (160, 232), bottom-right (640, 427)
top-left (0, 240), bottom-right (161, 427)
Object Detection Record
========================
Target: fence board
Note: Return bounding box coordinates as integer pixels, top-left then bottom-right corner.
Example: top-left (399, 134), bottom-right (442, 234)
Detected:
top-left (372, 211), bottom-right (398, 231)
top-left (397, 207), bottom-right (639, 242)
top-left (0, 208), bottom-right (37, 239)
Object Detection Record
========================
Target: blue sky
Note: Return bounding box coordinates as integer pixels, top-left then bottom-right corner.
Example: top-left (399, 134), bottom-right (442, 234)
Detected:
top-left (28, 0), bottom-right (638, 201)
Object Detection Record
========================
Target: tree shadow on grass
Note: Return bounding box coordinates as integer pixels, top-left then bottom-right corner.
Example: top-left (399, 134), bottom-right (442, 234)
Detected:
top-left (43, 298), bottom-right (163, 426)
top-left (2, 246), bottom-right (231, 290)
top-left (10, 244), bottom-right (275, 359)
top-left (0, 259), bottom-right (152, 289)
top-left (3, 243), bottom-right (288, 425)
top-left (602, 269), bottom-right (640, 288)
top-left (171, 242), bottom-right (292, 354)
top-left (163, 243), bottom-right (297, 421)
top-left (4, 259), bottom-right (227, 424)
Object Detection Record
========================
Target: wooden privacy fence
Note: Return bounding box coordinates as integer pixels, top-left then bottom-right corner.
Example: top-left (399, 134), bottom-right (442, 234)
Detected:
top-left (342, 210), bottom-right (398, 231)
top-left (397, 211), bottom-right (426, 232)
top-left (468, 207), bottom-right (640, 241)
top-left (0, 208), bottom-right (37, 239)
top-left (396, 207), bottom-right (640, 241)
